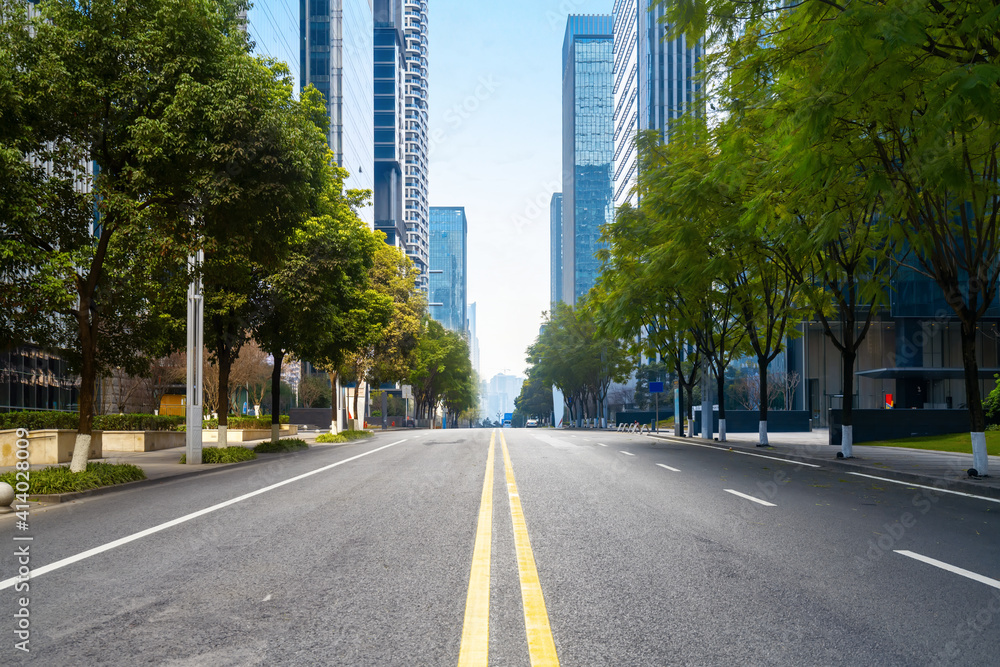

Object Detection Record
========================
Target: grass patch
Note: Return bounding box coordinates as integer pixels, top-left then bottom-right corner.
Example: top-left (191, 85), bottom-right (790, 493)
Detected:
top-left (860, 431), bottom-right (1000, 456)
top-left (315, 432), bottom-right (347, 443)
top-left (179, 446), bottom-right (257, 464)
top-left (253, 438), bottom-right (309, 454)
top-left (0, 462), bottom-right (146, 495)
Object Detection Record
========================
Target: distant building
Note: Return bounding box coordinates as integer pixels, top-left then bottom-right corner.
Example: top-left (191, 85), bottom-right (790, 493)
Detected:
top-left (612, 0), bottom-right (704, 210)
top-left (562, 15), bottom-right (614, 305)
top-left (401, 0), bottom-right (431, 292)
top-left (428, 207), bottom-right (468, 334)
top-left (550, 192), bottom-right (563, 306)
top-left (484, 373), bottom-right (525, 420)
top-left (468, 302), bottom-right (482, 377)
top-left (300, 0), bottom-right (374, 225)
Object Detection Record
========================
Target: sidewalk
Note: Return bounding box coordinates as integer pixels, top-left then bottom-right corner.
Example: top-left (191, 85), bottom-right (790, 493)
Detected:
top-left (645, 428), bottom-right (1000, 500)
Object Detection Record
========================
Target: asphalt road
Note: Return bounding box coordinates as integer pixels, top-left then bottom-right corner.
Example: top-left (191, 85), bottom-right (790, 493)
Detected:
top-left (1, 428), bottom-right (998, 666)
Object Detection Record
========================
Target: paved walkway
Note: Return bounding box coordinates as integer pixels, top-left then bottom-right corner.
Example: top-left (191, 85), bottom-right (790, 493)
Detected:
top-left (645, 428), bottom-right (1000, 499)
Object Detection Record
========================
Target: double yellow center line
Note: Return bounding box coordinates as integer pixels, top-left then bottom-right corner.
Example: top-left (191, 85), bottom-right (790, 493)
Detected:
top-left (458, 430), bottom-right (560, 666)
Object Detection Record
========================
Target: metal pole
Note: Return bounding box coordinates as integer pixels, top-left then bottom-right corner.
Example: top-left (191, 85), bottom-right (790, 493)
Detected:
top-left (185, 249), bottom-right (204, 465)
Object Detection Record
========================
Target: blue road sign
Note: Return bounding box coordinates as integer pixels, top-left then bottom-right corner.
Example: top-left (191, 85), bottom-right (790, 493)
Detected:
top-left (649, 382), bottom-right (665, 394)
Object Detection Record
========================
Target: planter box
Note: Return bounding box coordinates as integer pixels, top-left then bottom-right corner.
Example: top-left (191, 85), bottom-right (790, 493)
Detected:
top-left (201, 425), bottom-right (298, 443)
top-left (829, 409), bottom-right (970, 445)
top-left (0, 429), bottom-right (103, 466)
top-left (102, 430), bottom-right (185, 452)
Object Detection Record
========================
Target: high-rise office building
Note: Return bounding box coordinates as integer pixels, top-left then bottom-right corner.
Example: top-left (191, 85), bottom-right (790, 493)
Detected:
top-left (562, 15), bottom-right (614, 305)
top-left (550, 192), bottom-right (563, 305)
top-left (301, 0), bottom-right (375, 225)
top-left (428, 206), bottom-right (467, 333)
top-left (612, 0), bottom-right (703, 209)
top-left (402, 0), bottom-right (430, 291)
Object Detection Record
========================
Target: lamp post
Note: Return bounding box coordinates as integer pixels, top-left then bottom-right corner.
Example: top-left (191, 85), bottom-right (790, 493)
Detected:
top-left (185, 249), bottom-right (204, 464)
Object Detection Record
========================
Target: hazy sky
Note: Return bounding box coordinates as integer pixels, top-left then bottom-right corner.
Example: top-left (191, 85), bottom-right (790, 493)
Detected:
top-left (428, 0), bottom-right (612, 380)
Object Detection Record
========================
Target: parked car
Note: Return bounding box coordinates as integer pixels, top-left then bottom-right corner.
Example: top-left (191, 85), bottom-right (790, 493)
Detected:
top-left (525, 419), bottom-right (538, 428)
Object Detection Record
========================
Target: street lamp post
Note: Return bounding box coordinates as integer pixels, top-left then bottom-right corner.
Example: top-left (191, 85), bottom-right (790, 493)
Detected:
top-left (185, 249), bottom-right (204, 464)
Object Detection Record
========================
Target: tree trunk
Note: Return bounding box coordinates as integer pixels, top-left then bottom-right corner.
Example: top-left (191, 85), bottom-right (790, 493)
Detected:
top-left (716, 368), bottom-right (727, 442)
top-left (217, 343), bottom-right (231, 446)
top-left (840, 346), bottom-right (857, 458)
top-left (758, 358), bottom-right (769, 445)
top-left (959, 318), bottom-right (989, 475)
top-left (352, 380), bottom-right (361, 428)
top-left (70, 298), bottom-right (97, 473)
top-left (270, 350), bottom-right (284, 443)
top-left (328, 371), bottom-right (339, 433)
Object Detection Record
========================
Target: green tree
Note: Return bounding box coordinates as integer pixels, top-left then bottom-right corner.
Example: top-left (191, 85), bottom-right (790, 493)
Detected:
top-left (0, 0), bottom-right (252, 471)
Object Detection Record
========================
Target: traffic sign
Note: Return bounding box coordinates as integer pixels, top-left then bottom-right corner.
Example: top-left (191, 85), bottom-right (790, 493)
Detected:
top-left (649, 382), bottom-right (664, 394)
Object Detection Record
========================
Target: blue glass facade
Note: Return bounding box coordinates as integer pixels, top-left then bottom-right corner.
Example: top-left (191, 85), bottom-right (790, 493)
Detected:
top-left (550, 193), bottom-right (563, 306)
top-left (373, 1), bottom-right (406, 247)
top-left (612, 0), bottom-right (704, 209)
top-left (563, 16), bottom-right (614, 304)
top-left (428, 207), bottom-right (468, 334)
top-left (300, 0), bottom-right (374, 225)
top-left (245, 1), bottom-right (301, 86)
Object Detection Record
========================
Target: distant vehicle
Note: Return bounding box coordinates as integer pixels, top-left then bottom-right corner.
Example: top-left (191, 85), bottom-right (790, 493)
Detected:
top-left (525, 419), bottom-right (538, 428)
top-left (503, 420), bottom-right (512, 428)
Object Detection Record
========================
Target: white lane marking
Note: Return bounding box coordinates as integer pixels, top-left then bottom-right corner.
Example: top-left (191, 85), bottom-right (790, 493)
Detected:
top-left (597, 443), bottom-right (607, 447)
top-left (895, 551), bottom-right (1000, 591)
top-left (849, 473), bottom-right (1000, 504)
top-left (620, 451), bottom-right (635, 456)
top-left (654, 438), bottom-right (821, 468)
top-left (657, 464), bottom-right (681, 472)
top-left (724, 489), bottom-right (777, 507)
top-left (0, 439), bottom-right (410, 591)
top-left (262, 594), bottom-right (272, 602)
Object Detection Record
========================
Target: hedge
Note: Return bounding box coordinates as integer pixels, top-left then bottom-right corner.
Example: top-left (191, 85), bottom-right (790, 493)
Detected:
top-left (0, 412), bottom-right (185, 432)
top-left (0, 462), bottom-right (146, 495)
top-left (202, 415), bottom-right (290, 430)
top-left (179, 446), bottom-right (257, 464)
top-left (253, 438), bottom-right (309, 453)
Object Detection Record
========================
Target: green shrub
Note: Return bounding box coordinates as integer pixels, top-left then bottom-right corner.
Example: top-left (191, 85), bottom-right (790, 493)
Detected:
top-left (315, 432), bottom-right (347, 443)
top-left (0, 411), bottom-right (79, 431)
top-left (202, 415), bottom-right (290, 430)
top-left (93, 414), bottom-right (185, 432)
top-left (0, 462), bottom-right (146, 495)
top-left (179, 446), bottom-right (257, 464)
top-left (985, 374), bottom-right (1000, 426)
top-left (253, 438), bottom-right (309, 454)
top-left (340, 429), bottom-right (373, 441)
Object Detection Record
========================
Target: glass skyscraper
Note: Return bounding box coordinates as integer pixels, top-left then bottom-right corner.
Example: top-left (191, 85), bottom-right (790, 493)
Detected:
top-left (550, 193), bottom-right (563, 306)
top-left (612, 0), bottom-right (703, 209)
top-left (562, 15), bottom-right (614, 305)
top-left (374, 0), bottom-right (407, 247)
top-left (246, 2), bottom-right (300, 84)
top-left (301, 0), bottom-right (374, 225)
top-left (428, 207), bottom-right (468, 334)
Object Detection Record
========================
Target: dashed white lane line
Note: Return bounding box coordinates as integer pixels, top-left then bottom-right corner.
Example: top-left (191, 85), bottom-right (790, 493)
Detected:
top-left (0, 439), bottom-right (411, 591)
top-left (849, 472), bottom-right (1000, 504)
top-left (657, 464), bottom-right (681, 472)
top-left (724, 489), bottom-right (776, 507)
top-left (620, 451), bottom-right (635, 456)
top-left (655, 439), bottom-right (821, 468)
top-left (895, 551), bottom-right (1000, 591)
top-left (597, 443), bottom-right (607, 447)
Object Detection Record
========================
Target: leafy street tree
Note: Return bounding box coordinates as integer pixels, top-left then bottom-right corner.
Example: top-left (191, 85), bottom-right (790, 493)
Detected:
top-left (0, 0), bottom-right (256, 471)
top-left (408, 319), bottom-right (476, 424)
top-left (341, 242), bottom-right (425, 424)
top-left (515, 371), bottom-right (554, 423)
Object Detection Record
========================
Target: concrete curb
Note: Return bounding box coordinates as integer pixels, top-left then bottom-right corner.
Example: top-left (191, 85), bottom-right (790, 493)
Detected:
top-left (645, 433), bottom-right (1000, 501)
top-left (24, 447), bottom-right (322, 504)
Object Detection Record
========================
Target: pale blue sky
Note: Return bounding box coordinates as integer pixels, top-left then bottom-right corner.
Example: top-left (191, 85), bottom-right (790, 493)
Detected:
top-left (249, 0), bottom-right (615, 381)
top-left (428, 0), bottom-right (612, 380)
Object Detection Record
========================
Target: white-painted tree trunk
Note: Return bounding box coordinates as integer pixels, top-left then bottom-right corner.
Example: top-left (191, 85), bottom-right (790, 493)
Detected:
top-left (758, 421), bottom-right (769, 446)
top-left (253, 404), bottom-right (261, 417)
top-left (841, 425), bottom-right (854, 458)
top-left (218, 424), bottom-right (227, 447)
top-left (69, 433), bottom-right (91, 473)
top-left (271, 423), bottom-right (280, 443)
top-left (719, 418), bottom-right (727, 442)
top-left (971, 432), bottom-right (988, 475)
